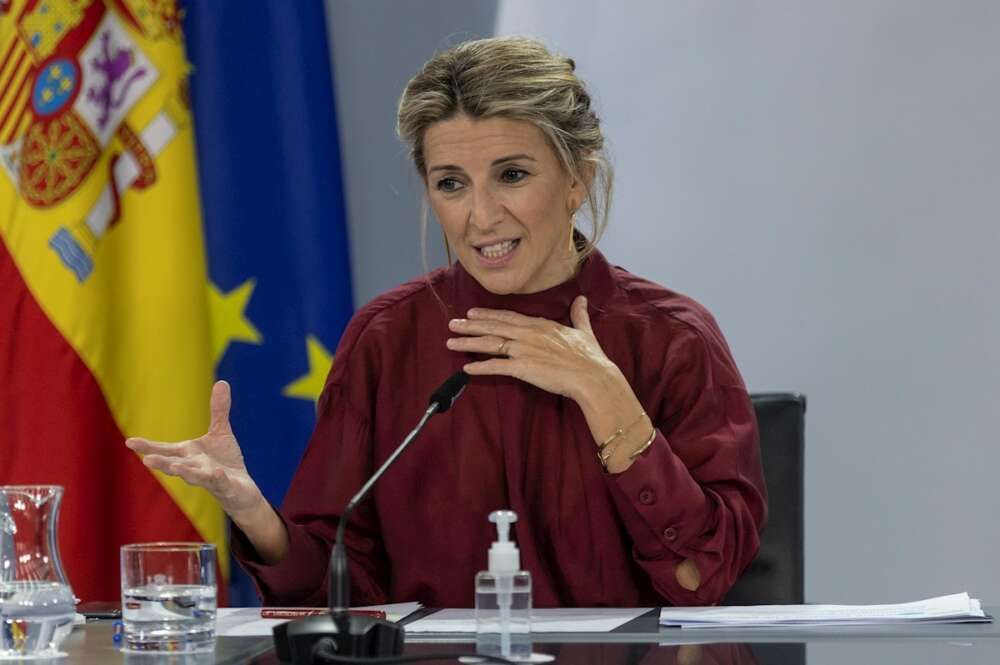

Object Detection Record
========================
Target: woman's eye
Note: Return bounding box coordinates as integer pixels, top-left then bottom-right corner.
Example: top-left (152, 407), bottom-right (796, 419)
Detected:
top-left (436, 177), bottom-right (462, 192)
top-left (500, 168), bottom-right (528, 183)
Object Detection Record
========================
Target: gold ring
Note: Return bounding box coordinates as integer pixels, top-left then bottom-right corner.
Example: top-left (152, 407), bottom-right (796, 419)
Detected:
top-left (497, 340), bottom-right (509, 356)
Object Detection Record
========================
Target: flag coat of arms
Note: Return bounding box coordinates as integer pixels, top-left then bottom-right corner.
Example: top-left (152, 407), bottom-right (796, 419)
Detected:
top-left (0, 0), bottom-right (227, 601)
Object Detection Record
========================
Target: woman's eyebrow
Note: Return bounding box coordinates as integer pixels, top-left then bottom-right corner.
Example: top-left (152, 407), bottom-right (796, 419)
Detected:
top-left (427, 163), bottom-right (465, 174)
top-left (491, 153), bottom-right (536, 166)
top-left (428, 154), bottom-right (537, 174)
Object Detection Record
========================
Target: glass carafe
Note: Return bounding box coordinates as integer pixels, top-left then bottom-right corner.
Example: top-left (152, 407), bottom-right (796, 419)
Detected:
top-left (1, 485), bottom-right (76, 657)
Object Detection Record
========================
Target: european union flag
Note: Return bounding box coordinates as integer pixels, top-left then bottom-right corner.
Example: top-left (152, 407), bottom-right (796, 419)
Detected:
top-left (182, 2), bottom-right (354, 604)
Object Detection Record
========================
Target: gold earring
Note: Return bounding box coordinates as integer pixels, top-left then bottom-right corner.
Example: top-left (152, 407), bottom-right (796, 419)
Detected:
top-left (568, 213), bottom-right (577, 253)
top-left (441, 228), bottom-right (453, 264)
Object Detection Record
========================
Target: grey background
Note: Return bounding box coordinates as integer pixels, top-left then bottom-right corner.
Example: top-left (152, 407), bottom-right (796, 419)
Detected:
top-left (326, 0), bottom-right (1000, 606)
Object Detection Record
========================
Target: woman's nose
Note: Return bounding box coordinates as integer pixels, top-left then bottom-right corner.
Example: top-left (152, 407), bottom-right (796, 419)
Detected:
top-left (468, 186), bottom-right (503, 232)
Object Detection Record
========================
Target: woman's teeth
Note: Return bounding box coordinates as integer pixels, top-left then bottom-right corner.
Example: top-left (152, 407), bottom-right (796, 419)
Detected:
top-left (478, 239), bottom-right (519, 258)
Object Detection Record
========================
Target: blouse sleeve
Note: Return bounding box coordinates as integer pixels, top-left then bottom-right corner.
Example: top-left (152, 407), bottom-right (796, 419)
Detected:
top-left (605, 322), bottom-right (768, 606)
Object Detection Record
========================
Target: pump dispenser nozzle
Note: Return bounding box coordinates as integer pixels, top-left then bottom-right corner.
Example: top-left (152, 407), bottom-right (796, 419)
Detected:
top-left (488, 510), bottom-right (520, 572)
top-left (477, 509), bottom-right (534, 661)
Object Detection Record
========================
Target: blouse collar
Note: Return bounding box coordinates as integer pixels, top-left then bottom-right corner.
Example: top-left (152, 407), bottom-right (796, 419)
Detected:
top-left (446, 249), bottom-right (618, 324)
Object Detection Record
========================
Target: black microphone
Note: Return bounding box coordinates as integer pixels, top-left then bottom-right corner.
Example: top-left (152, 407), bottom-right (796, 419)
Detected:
top-left (273, 371), bottom-right (469, 664)
top-left (428, 370), bottom-right (468, 413)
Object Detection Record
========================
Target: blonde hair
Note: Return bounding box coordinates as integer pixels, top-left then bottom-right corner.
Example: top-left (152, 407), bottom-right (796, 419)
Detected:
top-left (396, 37), bottom-right (613, 261)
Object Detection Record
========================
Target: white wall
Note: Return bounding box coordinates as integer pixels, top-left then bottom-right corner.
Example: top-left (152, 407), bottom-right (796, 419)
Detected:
top-left (496, 0), bottom-right (1000, 604)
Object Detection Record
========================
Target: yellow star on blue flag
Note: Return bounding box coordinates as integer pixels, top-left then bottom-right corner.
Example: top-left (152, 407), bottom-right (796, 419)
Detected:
top-left (282, 335), bottom-right (334, 403)
top-left (207, 279), bottom-right (263, 366)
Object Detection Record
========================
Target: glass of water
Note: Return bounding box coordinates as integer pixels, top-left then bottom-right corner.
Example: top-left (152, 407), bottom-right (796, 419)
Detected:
top-left (120, 543), bottom-right (217, 653)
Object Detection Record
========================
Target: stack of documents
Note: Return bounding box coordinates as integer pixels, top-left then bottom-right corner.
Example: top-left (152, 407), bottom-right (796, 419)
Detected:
top-left (659, 592), bottom-right (990, 629)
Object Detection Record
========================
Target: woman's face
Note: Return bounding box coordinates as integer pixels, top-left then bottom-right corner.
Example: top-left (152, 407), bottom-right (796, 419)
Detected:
top-left (423, 114), bottom-right (584, 295)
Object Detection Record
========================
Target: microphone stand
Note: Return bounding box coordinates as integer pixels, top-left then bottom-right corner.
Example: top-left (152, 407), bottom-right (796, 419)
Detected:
top-left (273, 372), bottom-right (468, 664)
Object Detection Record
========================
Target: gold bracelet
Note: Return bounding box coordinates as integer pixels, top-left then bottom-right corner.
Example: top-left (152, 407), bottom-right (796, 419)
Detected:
top-left (598, 411), bottom-right (647, 451)
top-left (598, 445), bottom-right (614, 469)
top-left (599, 426), bottom-right (656, 470)
top-left (628, 427), bottom-right (657, 460)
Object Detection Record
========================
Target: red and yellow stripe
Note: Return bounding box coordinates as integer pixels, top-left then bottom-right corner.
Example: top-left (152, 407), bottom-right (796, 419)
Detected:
top-left (0, 36), bottom-right (31, 143)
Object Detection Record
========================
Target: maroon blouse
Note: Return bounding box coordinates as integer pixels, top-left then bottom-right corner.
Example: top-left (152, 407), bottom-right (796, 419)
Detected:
top-left (234, 251), bottom-right (767, 608)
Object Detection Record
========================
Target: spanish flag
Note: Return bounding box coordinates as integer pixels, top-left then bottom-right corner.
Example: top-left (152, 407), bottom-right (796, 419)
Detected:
top-left (0, 0), bottom-right (226, 602)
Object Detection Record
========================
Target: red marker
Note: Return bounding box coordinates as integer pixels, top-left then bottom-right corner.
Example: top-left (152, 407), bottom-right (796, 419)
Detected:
top-left (260, 608), bottom-right (386, 620)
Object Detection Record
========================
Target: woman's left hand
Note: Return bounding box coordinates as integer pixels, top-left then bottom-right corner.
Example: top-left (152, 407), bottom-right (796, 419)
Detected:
top-left (446, 295), bottom-right (618, 403)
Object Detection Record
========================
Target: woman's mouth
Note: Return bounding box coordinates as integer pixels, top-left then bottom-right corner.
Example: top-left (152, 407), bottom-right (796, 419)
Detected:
top-left (475, 239), bottom-right (520, 265)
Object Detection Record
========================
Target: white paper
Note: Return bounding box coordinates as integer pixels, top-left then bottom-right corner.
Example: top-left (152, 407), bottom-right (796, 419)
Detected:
top-left (659, 592), bottom-right (989, 629)
top-left (216, 602), bottom-right (422, 637)
top-left (404, 607), bottom-right (652, 634)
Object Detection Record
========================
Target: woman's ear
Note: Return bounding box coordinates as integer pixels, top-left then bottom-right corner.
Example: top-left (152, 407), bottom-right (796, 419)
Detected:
top-left (567, 160), bottom-right (596, 212)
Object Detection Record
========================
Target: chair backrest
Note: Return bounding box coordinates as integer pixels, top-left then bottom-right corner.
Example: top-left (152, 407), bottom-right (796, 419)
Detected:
top-left (722, 392), bottom-right (805, 605)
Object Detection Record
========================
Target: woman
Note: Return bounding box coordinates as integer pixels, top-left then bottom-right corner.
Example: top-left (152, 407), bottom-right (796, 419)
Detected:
top-left (127, 37), bottom-right (766, 608)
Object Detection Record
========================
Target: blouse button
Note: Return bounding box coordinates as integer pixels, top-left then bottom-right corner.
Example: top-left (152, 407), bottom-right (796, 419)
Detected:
top-left (662, 527), bottom-right (678, 542)
top-left (638, 488), bottom-right (655, 505)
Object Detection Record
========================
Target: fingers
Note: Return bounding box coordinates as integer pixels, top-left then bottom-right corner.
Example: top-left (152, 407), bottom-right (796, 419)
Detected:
top-left (446, 334), bottom-right (510, 355)
top-left (208, 380), bottom-right (233, 435)
top-left (141, 455), bottom-right (226, 493)
top-left (463, 357), bottom-right (520, 378)
top-left (139, 453), bottom-right (188, 475)
top-left (466, 308), bottom-right (541, 326)
top-left (449, 317), bottom-right (527, 340)
top-left (451, 302), bottom-right (589, 357)
top-left (570, 296), bottom-right (593, 335)
top-left (125, 437), bottom-right (192, 458)
top-left (462, 357), bottom-right (561, 396)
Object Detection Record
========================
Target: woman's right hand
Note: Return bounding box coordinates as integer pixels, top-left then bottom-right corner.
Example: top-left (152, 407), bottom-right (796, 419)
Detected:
top-left (125, 380), bottom-right (264, 521)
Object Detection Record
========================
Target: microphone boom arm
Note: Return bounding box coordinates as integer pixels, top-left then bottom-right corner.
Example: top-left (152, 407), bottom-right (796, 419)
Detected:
top-left (275, 372), bottom-right (467, 663)
top-left (329, 402), bottom-right (439, 612)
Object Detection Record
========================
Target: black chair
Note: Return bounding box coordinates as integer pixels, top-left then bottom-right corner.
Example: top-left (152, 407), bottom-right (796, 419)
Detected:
top-left (722, 393), bottom-right (806, 605)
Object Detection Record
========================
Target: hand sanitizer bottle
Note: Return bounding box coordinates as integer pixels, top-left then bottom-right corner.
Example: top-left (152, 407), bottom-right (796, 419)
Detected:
top-left (475, 510), bottom-right (532, 661)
